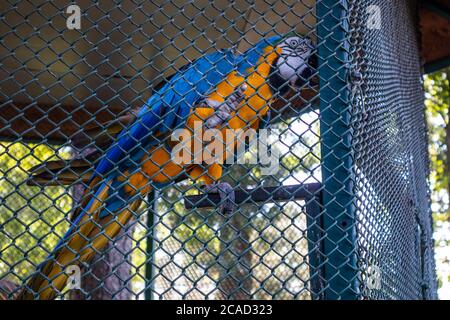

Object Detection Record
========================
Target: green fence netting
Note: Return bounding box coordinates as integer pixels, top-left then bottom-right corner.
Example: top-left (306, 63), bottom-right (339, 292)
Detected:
top-left (0, 0), bottom-right (437, 300)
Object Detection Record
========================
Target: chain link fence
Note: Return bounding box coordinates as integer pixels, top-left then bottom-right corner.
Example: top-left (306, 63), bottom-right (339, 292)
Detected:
top-left (0, 0), bottom-right (437, 300)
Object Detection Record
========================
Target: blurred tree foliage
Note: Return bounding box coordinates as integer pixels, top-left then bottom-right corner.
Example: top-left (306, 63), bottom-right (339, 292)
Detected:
top-left (424, 67), bottom-right (450, 297)
top-left (425, 68), bottom-right (450, 219)
top-left (0, 143), bottom-right (71, 285)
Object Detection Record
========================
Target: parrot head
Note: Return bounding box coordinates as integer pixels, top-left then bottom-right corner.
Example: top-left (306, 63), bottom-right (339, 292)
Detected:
top-left (269, 34), bottom-right (315, 96)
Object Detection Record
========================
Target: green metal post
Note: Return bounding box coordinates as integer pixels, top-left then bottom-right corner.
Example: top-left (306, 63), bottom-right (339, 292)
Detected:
top-left (305, 192), bottom-right (324, 300)
top-left (144, 190), bottom-right (156, 300)
top-left (317, 0), bottom-right (359, 299)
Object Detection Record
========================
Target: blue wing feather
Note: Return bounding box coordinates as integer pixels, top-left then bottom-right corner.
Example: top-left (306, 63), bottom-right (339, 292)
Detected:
top-left (34, 38), bottom-right (284, 283)
top-left (92, 37), bottom-right (281, 180)
top-left (93, 50), bottom-right (237, 178)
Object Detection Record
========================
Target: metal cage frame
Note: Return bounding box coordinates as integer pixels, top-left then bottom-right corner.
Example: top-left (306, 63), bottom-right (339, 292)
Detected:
top-left (0, 0), bottom-right (438, 300)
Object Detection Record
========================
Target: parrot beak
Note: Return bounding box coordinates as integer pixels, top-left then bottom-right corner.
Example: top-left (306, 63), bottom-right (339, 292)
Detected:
top-left (270, 36), bottom-right (316, 96)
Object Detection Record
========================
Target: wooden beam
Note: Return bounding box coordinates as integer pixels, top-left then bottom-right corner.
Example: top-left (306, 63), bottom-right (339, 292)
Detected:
top-left (0, 73), bottom-right (318, 144)
top-left (424, 55), bottom-right (450, 74)
top-left (423, 0), bottom-right (450, 21)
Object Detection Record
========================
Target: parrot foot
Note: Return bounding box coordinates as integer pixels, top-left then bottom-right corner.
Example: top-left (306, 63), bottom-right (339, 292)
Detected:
top-left (205, 84), bottom-right (247, 129)
top-left (202, 182), bottom-right (236, 214)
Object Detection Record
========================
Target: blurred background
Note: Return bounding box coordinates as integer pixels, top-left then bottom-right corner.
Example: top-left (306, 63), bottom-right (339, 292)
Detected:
top-left (424, 67), bottom-right (450, 299)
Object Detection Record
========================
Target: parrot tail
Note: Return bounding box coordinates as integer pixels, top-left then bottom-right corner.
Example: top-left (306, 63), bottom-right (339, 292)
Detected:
top-left (17, 175), bottom-right (148, 300)
top-left (27, 157), bottom-right (95, 186)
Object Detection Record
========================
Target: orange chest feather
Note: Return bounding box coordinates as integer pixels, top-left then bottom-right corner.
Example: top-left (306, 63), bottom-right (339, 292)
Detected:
top-left (188, 45), bottom-right (281, 130)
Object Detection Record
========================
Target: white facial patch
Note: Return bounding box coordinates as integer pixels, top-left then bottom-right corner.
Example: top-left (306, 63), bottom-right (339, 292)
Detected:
top-left (277, 55), bottom-right (307, 84)
top-left (276, 36), bottom-right (313, 85)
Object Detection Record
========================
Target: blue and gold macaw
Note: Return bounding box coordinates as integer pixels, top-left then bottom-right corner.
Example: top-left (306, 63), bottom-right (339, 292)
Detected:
top-left (18, 34), bottom-right (314, 299)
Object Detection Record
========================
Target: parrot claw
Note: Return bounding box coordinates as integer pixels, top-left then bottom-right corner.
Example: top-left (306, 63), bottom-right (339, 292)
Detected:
top-left (202, 182), bottom-right (236, 214)
top-left (205, 84), bottom-right (247, 129)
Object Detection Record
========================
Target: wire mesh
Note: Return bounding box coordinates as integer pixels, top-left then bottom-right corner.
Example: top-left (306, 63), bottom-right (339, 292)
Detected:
top-left (0, 0), bottom-right (437, 300)
top-left (349, 0), bottom-right (438, 300)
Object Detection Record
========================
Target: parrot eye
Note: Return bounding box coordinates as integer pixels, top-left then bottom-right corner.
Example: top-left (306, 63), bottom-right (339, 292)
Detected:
top-left (289, 39), bottom-right (299, 48)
